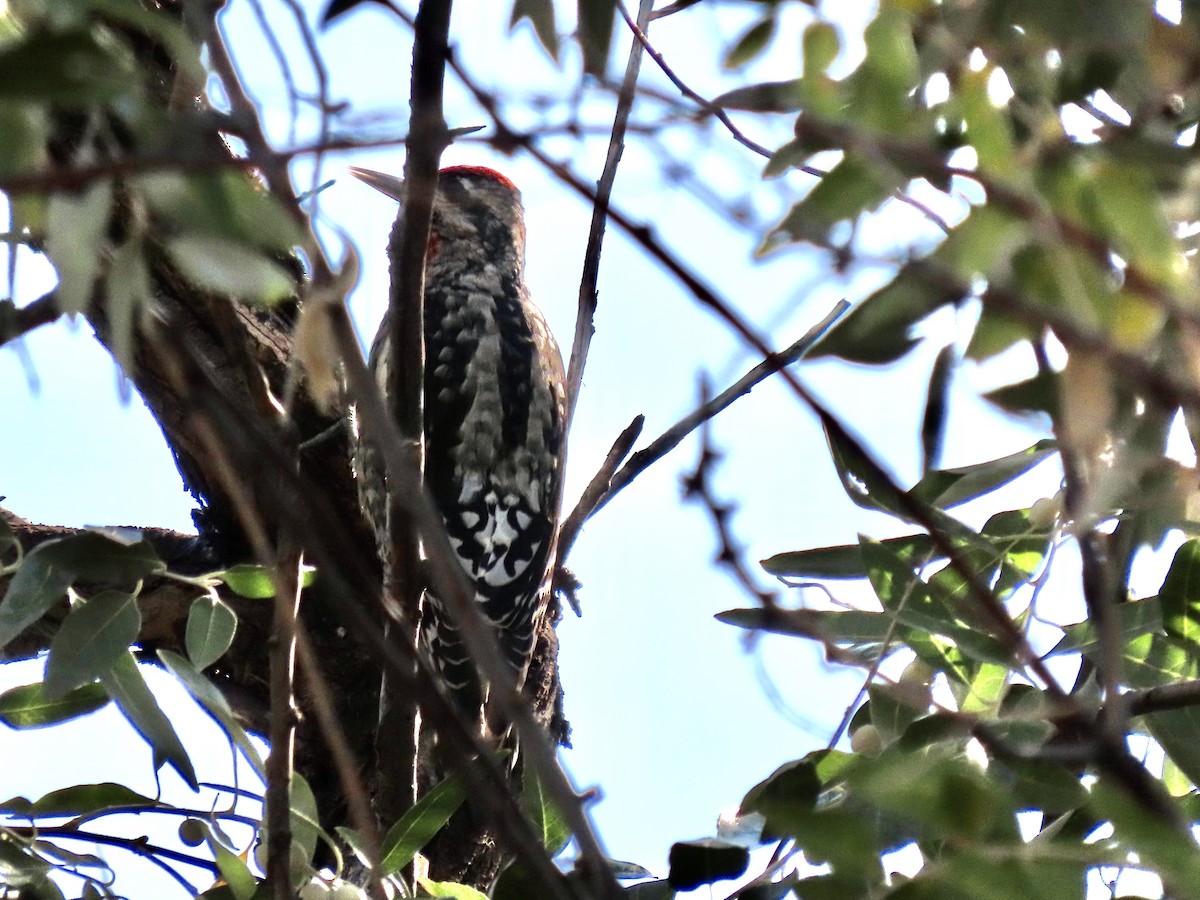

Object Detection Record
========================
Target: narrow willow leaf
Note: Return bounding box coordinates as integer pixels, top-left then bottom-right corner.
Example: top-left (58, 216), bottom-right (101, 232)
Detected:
top-left (723, 17), bottom-right (775, 70)
top-left (808, 264), bottom-right (960, 364)
top-left (378, 774), bottom-right (467, 876)
top-left (185, 595), bottom-right (237, 670)
top-left (44, 590), bottom-right (141, 699)
top-left (0, 682), bottom-right (109, 729)
top-left (521, 767), bottom-right (570, 855)
top-left (762, 534), bottom-right (938, 579)
top-left (921, 343), bottom-right (956, 474)
top-left (912, 440), bottom-right (1057, 509)
top-left (157, 650), bottom-right (265, 777)
top-left (509, 0), bottom-right (559, 61)
top-left (101, 652), bottom-right (198, 790)
top-left (30, 783), bottom-right (155, 817)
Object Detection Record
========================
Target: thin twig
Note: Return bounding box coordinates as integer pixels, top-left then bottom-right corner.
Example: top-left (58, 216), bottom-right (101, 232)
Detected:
top-left (0, 291), bottom-right (59, 348)
top-left (562, 299), bottom-right (848, 560)
top-left (555, 414), bottom-right (645, 594)
top-left (565, 0), bottom-right (655, 428)
top-left (294, 623), bottom-right (386, 900)
top-left (266, 546), bottom-right (302, 900)
top-left (616, 1), bottom-right (778, 163)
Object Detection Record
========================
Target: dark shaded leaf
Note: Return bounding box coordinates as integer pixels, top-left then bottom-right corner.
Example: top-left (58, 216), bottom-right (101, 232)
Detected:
top-left (0, 29), bottom-right (137, 106)
top-left (921, 343), bottom-right (956, 474)
top-left (0, 682), bottom-right (109, 729)
top-left (808, 264), bottom-right (961, 364)
top-left (44, 591), bottom-right (141, 699)
top-left (667, 839), bottom-right (749, 891)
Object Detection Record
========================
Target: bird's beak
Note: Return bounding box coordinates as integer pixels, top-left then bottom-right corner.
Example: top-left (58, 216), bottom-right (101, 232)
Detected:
top-left (348, 166), bottom-right (406, 202)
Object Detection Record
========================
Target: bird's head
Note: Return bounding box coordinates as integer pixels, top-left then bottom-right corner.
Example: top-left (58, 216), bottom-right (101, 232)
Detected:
top-left (349, 165), bottom-right (526, 256)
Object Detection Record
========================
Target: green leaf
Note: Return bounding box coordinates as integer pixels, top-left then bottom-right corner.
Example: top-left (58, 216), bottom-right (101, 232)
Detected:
top-left (521, 766), bottom-right (570, 855)
top-left (45, 179), bottom-right (113, 316)
top-left (912, 441), bottom-right (1057, 509)
top-left (137, 172), bottom-right (302, 254)
top-left (803, 21), bottom-right (840, 77)
top-left (724, 16), bottom-right (775, 70)
top-left (417, 880), bottom-right (488, 899)
top-left (1161, 539), bottom-right (1200, 645)
top-left (1143, 705), bottom-right (1200, 792)
top-left (44, 590), bottom-right (141, 700)
top-left (206, 832), bottom-right (258, 900)
top-left (623, 879), bottom-right (675, 899)
top-left (712, 79), bottom-right (805, 113)
top-left (185, 595), bottom-right (238, 670)
top-left (157, 650), bottom-right (266, 778)
top-left (218, 564), bottom-right (277, 599)
top-left (1090, 778), bottom-right (1200, 894)
top-left (0, 682), bottom-right (109, 729)
top-left (808, 264), bottom-right (961, 364)
top-left (378, 772), bottom-right (467, 876)
top-left (0, 103), bottom-right (48, 178)
top-left (288, 773), bottom-right (321, 864)
top-left (763, 155), bottom-right (897, 255)
top-left (0, 550), bottom-right (73, 650)
top-left (100, 652), bottom-right (198, 790)
top-left (0, 29), bottom-right (137, 105)
top-left (716, 606), bottom-right (896, 660)
top-left (509, 0), bottom-right (559, 60)
top-left (28, 783), bottom-right (155, 817)
top-left (217, 563), bottom-right (315, 599)
top-left (0, 533), bottom-right (162, 648)
top-left (861, 539), bottom-right (1012, 665)
top-left (1047, 597), bottom-right (1161, 656)
top-left (850, 751), bottom-right (1017, 842)
top-left (667, 839), bottom-right (749, 891)
top-left (577, 0), bottom-right (615, 78)
top-left (762, 534), bottom-right (938, 579)
top-left (166, 236), bottom-right (294, 304)
top-left (983, 368), bottom-right (1058, 417)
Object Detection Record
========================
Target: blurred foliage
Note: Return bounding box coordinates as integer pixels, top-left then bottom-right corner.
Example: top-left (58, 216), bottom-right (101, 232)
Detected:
top-left (6, 0), bottom-right (1200, 897)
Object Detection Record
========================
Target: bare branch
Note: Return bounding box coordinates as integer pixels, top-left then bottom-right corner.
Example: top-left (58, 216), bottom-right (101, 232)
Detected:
top-left (565, 0), bottom-right (655, 427)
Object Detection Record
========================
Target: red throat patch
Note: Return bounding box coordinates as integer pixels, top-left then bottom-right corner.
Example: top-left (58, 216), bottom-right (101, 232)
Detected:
top-left (426, 231), bottom-right (442, 262)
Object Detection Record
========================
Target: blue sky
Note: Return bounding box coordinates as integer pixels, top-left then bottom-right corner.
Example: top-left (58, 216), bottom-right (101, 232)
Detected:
top-left (0, 1), bottom-right (1076, 895)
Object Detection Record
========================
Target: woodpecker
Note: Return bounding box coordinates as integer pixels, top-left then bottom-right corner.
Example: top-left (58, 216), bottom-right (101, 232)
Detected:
top-left (349, 165), bottom-right (566, 727)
